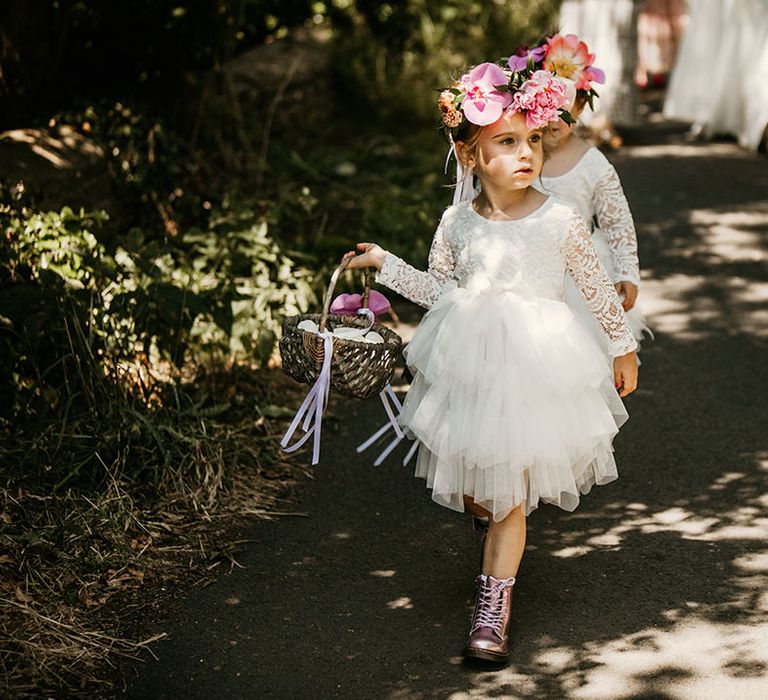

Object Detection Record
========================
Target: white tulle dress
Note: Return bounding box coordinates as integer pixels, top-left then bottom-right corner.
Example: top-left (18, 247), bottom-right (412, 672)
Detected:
top-left (376, 197), bottom-right (637, 521)
top-left (534, 147), bottom-right (651, 357)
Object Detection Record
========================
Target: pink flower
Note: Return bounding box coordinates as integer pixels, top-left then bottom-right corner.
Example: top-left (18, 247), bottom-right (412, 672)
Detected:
top-left (458, 63), bottom-right (513, 126)
top-left (509, 70), bottom-right (576, 130)
top-left (507, 45), bottom-right (547, 72)
top-left (543, 33), bottom-right (605, 91)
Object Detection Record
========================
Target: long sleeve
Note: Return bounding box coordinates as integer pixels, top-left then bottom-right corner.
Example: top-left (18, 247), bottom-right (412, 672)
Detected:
top-left (375, 214), bottom-right (455, 309)
top-left (592, 163), bottom-right (641, 285)
top-left (565, 214), bottom-right (638, 357)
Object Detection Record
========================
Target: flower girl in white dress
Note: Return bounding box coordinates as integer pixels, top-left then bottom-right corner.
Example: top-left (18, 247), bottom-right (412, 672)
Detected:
top-left (529, 33), bottom-right (652, 355)
top-left (346, 62), bottom-right (638, 663)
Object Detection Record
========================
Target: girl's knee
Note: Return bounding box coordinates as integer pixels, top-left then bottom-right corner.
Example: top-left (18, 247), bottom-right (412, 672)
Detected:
top-left (489, 504), bottom-right (527, 529)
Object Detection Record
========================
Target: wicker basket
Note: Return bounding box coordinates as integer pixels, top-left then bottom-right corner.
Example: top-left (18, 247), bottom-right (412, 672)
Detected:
top-left (279, 257), bottom-right (403, 399)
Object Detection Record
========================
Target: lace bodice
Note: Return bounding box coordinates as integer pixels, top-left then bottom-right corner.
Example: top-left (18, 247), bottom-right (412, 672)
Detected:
top-left (534, 148), bottom-right (641, 285)
top-left (376, 198), bottom-right (637, 357)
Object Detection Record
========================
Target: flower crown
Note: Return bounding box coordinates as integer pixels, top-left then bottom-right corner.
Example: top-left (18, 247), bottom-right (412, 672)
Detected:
top-left (508, 33), bottom-right (605, 109)
top-left (438, 62), bottom-right (576, 133)
top-left (438, 34), bottom-right (605, 133)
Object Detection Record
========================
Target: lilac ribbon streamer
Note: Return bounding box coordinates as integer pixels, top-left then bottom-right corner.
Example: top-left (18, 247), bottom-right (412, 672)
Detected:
top-left (280, 332), bottom-right (334, 465)
top-left (356, 384), bottom-right (420, 467)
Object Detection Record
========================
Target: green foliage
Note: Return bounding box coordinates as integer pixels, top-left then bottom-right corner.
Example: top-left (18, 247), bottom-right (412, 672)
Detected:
top-left (0, 183), bottom-right (316, 428)
top-left (179, 202), bottom-right (317, 360)
top-left (327, 0), bottom-right (563, 124)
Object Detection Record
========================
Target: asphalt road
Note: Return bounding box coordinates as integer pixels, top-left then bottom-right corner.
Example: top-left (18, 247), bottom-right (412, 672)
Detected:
top-left (117, 121), bottom-right (768, 699)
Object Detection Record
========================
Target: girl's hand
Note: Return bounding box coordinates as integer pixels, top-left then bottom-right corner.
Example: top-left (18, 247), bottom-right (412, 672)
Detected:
top-left (614, 352), bottom-right (638, 397)
top-left (344, 242), bottom-right (387, 272)
top-left (615, 281), bottom-right (638, 311)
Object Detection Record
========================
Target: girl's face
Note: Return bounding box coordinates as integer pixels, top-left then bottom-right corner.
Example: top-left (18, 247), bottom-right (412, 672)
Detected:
top-left (543, 97), bottom-right (585, 150)
top-left (543, 117), bottom-right (576, 150)
top-left (462, 111), bottom-right (544, 190)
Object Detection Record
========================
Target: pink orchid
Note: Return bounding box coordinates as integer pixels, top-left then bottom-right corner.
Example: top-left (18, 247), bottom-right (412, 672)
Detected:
top-left (509, 70), bottom-right (576, 130)
top-left (507, 45), bottom-right (547, 72)
top-left (458, 63), bottom-right (513, 126)
top-left (330, 291), bottom-right (390, 320)
top-left (543, 33), bottom-right (605, 92)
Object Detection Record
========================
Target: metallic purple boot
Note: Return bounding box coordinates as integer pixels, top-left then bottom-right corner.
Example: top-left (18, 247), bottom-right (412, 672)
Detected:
top-left (463, 574), bottom-right (515, 663)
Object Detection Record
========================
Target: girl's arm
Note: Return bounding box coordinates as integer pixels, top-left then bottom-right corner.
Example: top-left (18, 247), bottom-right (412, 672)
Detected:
top-left (565, 213), bottom-right (638, 359)
top-left (592, 162), bottom-right (641, 288)
top-left (348, 214), bottom-right (456, 310)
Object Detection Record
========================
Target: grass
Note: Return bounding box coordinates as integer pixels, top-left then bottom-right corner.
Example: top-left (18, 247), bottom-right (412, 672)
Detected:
top-left (0, 364), bottom-right (315, 697)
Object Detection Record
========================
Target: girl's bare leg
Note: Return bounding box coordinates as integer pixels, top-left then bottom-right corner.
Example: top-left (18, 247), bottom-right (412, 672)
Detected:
top-left (482, 505), bottom-right (526, 579)
top-left (463, 494), bottom-right (491, 519)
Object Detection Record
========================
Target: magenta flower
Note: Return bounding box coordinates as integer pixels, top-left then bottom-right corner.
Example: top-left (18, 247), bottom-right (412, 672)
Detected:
top-left (458, 63), bottom-right (513, 126)
top-left (330, 291), bottom-right (390, 320)
top-left (507, 45), bottom-right (547, 72)
top-left (509, 70), bottom-right (576, 130)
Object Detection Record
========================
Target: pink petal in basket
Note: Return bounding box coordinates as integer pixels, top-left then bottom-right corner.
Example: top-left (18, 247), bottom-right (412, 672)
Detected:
top-left (330, 291), bottom-right (390, 320)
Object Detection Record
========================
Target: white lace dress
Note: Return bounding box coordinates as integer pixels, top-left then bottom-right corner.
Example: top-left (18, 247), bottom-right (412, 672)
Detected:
top-left (376, 197), bottom-right (637, 521)
top-left (534, 147), bottom-right (651, 356)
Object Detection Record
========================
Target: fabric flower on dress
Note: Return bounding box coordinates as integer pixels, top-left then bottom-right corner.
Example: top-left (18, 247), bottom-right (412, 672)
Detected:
top-left (509, 70), bottom-right (577, 130)
top-left (543, 33), bottom-right (605, 92)
top-left (457, 63), bottom-right (513, 126)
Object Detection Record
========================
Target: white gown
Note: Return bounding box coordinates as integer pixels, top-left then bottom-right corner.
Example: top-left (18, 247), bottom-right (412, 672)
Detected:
top-left (376, 197), bottom-right (637, 521)
top-left (664, 0), bottom-right (768, 151)
top-left (533, 147), bottom-right (651, 357)
top-left (559, 0), bottom-right (641, 128)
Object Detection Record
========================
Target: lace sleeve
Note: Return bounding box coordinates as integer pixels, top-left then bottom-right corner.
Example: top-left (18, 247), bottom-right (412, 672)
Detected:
top-left (593, 163), bottom-right (641, 286)
top-left (375, 215), bottom-right (455, 309)
top-left (565, 214), bottom-right (638, 357)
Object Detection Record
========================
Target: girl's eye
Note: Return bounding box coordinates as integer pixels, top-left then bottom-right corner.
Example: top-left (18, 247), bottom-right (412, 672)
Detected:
top-left (530, 134), bottom-right (542, 143)
top-left (501, 137), bottom-right (515, 145)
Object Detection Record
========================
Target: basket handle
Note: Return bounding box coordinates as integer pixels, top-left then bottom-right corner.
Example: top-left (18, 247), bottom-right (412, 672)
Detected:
top-left (318, 256), bottom-right (372, 333)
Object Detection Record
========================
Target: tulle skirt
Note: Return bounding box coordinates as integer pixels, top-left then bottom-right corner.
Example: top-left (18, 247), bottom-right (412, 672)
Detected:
top-left (565, 228), bottom-right (653, 361)
top-left (400, 282), bottom-right (628, 521)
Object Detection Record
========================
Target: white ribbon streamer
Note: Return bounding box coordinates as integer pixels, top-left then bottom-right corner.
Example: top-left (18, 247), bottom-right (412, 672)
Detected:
top-left (280, 332), bottom-right (334, 465)
top-left (447, 134), bottom-right (475, 207)
top-left (356, 384), bottom-right (421, 467)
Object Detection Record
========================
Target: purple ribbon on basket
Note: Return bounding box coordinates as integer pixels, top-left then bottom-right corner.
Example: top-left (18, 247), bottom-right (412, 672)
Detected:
top-left (357, 386), bottom-right (419, 467)
top-left (280, 332), bottom-right (334, 465)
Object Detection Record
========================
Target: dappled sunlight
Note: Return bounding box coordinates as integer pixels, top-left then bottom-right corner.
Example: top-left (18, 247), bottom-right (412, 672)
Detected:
top-left (624, 142), bottom-right (748, 159)
top-left (640, 275), bottom-right (768, 339)
top-left (690, 208), bottom-right (768, 263)
top-left (552, 453), bottom-right (768, 561)
top-left (0, 126), bottom-right (104, 169)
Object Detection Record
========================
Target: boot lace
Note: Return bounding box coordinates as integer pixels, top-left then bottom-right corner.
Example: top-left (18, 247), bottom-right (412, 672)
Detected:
top-left (470, 578), bottom-right (513, 637)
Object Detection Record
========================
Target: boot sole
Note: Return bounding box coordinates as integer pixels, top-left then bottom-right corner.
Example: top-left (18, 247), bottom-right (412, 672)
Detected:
top-left (462, 646), bottom-right (509, 663)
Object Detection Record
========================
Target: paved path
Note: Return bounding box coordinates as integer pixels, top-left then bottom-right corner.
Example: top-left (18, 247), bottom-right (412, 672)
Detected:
top-left (118, 122), bottom-right (768, 699)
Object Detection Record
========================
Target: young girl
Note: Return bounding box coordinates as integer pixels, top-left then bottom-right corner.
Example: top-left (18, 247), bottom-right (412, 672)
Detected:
top-left (532, 34), bottom-right (651, 356)
top-left (346, 62), bottom-right (638, 663)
